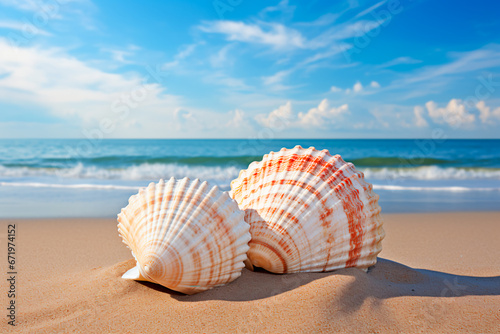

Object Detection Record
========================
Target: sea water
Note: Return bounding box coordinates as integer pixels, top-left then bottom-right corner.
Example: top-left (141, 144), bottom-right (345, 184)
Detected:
top-left (0, 139), bottom-right (499, 217)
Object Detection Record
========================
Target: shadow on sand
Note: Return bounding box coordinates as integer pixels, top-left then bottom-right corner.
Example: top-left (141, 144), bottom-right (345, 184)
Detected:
top-left (134, 258), bottom-right (500, 303)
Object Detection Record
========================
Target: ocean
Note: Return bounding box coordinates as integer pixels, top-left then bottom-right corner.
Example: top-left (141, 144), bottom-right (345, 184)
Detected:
top-left (1, 139), bottom-right (499, 217)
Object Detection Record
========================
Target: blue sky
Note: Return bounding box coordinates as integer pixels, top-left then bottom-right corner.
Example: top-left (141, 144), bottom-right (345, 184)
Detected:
top-left (0, 0), bottom-right (499, 138)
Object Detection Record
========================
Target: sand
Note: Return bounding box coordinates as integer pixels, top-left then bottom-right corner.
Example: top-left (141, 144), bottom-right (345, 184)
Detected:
top-left (1, 212), bottom-right (499, 333)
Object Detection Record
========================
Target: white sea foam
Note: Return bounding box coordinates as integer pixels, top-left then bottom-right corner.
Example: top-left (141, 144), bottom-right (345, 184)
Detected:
top-left (362, 166), bottom-right (500, 180)
top-left (372, 184), bottom-right (500, 192)
top-left (1, 164), bottom-right (497, 181)
top-left (1, 181), bottom-right (498, 193)
top-left (0, 182), bottom-right (139, 190)
top-left (0, 163), bottom-right (242, 181)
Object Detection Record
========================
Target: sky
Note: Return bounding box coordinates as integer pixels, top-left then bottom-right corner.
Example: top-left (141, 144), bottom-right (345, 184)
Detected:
top-left (0, 0), bottom-right (499, 139)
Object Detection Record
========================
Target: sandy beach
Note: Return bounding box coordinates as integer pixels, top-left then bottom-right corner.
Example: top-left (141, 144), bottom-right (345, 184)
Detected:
top-left (1, 211), bottom-right (499, 333)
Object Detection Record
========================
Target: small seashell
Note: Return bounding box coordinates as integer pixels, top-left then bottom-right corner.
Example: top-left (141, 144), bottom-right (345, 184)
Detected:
top-left (118, 177), bottom-right (251, 294)
top-left (230, 146), bottom-right (385, 274)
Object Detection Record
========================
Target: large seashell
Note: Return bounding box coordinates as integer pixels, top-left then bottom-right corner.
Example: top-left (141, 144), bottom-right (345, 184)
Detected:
top-left (118, 177), bottom-right (251, 294)
top-left (230, 146), bottom-right (384, 274)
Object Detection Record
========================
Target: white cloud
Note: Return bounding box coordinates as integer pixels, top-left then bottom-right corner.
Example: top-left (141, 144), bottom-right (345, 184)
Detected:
top-left (162, 43), bottom-right (200, 70)
top-left (297, 99), bottom-right (349, 127)
top-left (109, 50), bottom-right (131, 63)
top-left (0, 19), bottom-right (51, 36)
top-left (377, 56), bottom-right (422, 68)
top-left (259, 0), bottom-right (295, 20)
top-left (254, 99), bottom-right (349, 130)
top-left (225, 109), bottom-right (248, 129)
top-left (200, 17), bottom-right (385, 52)
top-left (0, 0), bottom-right (97, 30)
top-left (354, 0), bottom-right (387, 18)
top-left (100, 45), bottom-right (139, 65)
top-left (364, 103), bottom-right (421, 130)
top-left (353, 81), bottom-right (363, 93)
top-left (344, 81), bottom-right (380, 94)
top-left (174, 108), bottom-right (196, 127)
top-left (176, 43), bottom-right (198, 59)
top-left (0, 0), bottom-right (89, 12)
top-left (0, 0), bottom-right (54, 12)
top-left (203, 71), bottom-right (250, 90)
top-left (0, 39), bottom-right (270, 138)
top-left (332, 81), bottom-right (380, 95)
top-left (295, 13), bottom-right (339, 27)
top-left (400, 44), bottom-right (500, 86)
top-left (313, 19), bottom-right (385, 44)
top-left (0, 38), bottom-right (186, 136)
top-left (199, 21), bottom-right (306, 49)
top-left (210, 44), bottom-right (233, 68)
top-left (413, 105), bottom-right (428, 127)
top-left (299, 44), bottom-right (352, 66)
top-left (476, 101), bottom-right (500, 124)
top-left (262, 70), bottom-right (291, 86)
top-left (255, 101), bottom-right (293, 129)
top-left (425, 99), bottom-right (475, 128)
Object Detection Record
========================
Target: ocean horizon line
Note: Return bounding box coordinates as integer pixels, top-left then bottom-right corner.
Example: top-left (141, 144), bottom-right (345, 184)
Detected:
top-left (1, 138), bottom-right (500, 141)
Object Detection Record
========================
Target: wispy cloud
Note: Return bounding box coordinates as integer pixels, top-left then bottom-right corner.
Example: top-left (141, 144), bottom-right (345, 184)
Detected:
top-left (377, 56), bottom-right (422, 69)
top-left (299, 43), bottom-right (352, 66)
top-left (262, 70), bottom-right (291, 86)
top-left (100, 45), bottom-right (140, 65)
top-left (199, 16), bottom-right (384, 52)
top-left (209, 44), bottom-right (234, 68)
top-left (0, 0), bottom-right (91, 13)
top-left (1, 0), bottom-right (497, 138)
top-left (0, 0), bottom-right (53, 12)
top-left (354, 0), bottom-right (387, 18)
top-left (202, 71), bottom-right (250, 91)
top-left (199, 21), bottom-right (306, 49)
top-left (259, 0), bottom-right (296, 21)
top-left (0, 0), bottom-right (98, 33)
top-left (400, 44), bottom-right (500, 85)
top-left (0, 19), bottom-right (51, 36)
top-left (295, 13), bottom-right (340, 27)
top-left (309, 19), bottom-right (385, 48)
top-left (162, 43), bottom-right (201, 70)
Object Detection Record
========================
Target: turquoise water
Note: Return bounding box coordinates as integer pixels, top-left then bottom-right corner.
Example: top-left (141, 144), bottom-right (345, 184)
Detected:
top-left (1, 139), bottom-right (499, 217)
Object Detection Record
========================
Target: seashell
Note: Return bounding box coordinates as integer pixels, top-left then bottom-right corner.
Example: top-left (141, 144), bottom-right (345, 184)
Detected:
top-left (117, 177), bottom-right (251, 294)
top-left (230, 146), bottom-right (384, 274)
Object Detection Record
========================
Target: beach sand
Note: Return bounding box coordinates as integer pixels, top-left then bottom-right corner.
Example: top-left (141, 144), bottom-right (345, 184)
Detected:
top-left (1, 212), bottom-right (499, 333)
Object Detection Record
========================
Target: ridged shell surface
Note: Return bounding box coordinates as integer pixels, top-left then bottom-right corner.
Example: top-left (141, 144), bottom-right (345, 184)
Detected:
top-left (118, 177), bottom-right (251, 294)
top-left (230, 146), bottom-right (384, 274)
